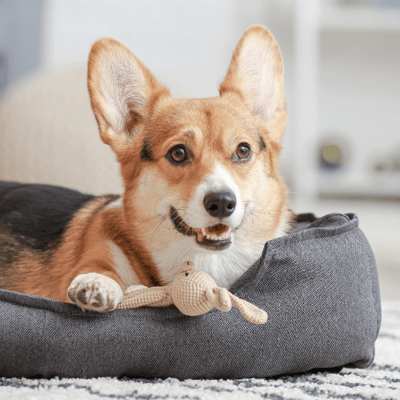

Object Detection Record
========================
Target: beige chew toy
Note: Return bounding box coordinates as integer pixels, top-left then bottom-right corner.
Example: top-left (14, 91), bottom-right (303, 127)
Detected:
top-left (117, 261), bottom-right (268, 324)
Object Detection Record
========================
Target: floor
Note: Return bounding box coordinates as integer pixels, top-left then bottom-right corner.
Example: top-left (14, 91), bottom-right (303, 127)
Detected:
top-left (291, 198), bottom-right (400, 300)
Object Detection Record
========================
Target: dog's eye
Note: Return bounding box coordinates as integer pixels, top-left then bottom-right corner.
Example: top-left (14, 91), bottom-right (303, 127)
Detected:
top-left (169, 145), bottom-right (187, 163)
top-left (235, 143), bottom-right (251, 161)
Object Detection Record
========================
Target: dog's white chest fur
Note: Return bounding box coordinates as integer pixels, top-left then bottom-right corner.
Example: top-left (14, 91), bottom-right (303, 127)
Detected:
top-left (152, 236), bottom-right (264, 288)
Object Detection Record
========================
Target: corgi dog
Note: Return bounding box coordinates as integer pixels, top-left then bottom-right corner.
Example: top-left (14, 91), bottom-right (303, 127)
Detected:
top-left (0, 25), bottom-right (291, 312)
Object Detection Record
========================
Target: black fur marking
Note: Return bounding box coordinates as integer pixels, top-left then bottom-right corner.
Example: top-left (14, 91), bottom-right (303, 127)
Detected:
top-left (140, 137), bottom-right (154, 162)
top-left (258, 135), bottom-right (266, 152)
top-left (77, 288), bottom-right (88, 305)
top-left (92, 292), bottom-right (104, 307)
top-left (0, 223), bottom-right (28, 268)
top-left (0, 182), bottom-right (96, 251)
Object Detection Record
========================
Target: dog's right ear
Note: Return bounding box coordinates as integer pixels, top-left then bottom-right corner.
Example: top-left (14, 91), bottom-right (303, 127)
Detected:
top-left (219, 26), bottom-right (285, 139)
top-left (87, 38), bottom-right (169, 150)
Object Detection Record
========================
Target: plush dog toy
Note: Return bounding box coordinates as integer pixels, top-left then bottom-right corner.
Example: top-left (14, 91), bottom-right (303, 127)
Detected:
top-left (117, 261), bottom-right (268, 324)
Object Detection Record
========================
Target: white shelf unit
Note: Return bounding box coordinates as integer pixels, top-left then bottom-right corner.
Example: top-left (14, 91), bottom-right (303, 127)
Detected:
top-left (292, 0), bottom-right (400, 202)
top-left (321, 3), bottom-right (400, 31)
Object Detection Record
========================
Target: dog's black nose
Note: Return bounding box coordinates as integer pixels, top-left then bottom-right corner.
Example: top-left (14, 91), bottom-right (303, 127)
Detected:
top-left (203, 191), bottom-right (236, 218)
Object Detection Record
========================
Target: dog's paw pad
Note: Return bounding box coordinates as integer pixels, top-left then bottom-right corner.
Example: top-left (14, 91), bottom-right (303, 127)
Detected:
top-left (67, 273), bottom-right (123, 313)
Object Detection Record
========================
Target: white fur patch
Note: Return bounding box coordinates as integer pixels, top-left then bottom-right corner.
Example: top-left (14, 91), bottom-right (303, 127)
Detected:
top-left (152, 235), bottom-right (264, 289)
top-left (106, 197), bottom-right (122, 209)
top-left (183, 163), bottom-right (244, 230)
top-left (67, 272), bottom-right (124, 313)
top-left (125, 284), bottom-right (148, 294)
top-left (274, 207), bottom-right (290, 239)
top-left (151, 163), bottom-right (264, 288)
top-left (107, 241), bottom-right (141, 289)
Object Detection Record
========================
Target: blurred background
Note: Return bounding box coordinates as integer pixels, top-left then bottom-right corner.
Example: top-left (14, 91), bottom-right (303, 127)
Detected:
top-left (0, 0), bottom-right (399, 299)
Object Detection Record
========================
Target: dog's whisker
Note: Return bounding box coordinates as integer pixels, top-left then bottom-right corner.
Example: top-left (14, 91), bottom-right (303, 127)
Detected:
top-left (245, 203), bottom-right (271, 217)
top-left (246, 210), bottom-right (262, 223)
top-left (134, 214), bottom-right (164, 223)
top-left (150, 214), bottom-right (168, 245)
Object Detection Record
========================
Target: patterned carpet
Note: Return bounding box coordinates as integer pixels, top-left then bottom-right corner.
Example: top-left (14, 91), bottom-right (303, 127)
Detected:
top-left (1, 301), bottom-right (399, 400)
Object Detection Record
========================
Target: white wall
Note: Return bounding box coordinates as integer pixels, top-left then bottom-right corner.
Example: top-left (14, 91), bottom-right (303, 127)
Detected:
top-left (0, 0), bottom-right (43, 93)
top-left (319, 30), bottom-right (400, 195)
top-left (42, 0), bottom-right (271, 99)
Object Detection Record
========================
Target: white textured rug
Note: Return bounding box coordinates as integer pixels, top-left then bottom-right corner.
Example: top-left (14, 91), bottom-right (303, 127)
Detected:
top-left (1, 301), bottom-right (399, 400)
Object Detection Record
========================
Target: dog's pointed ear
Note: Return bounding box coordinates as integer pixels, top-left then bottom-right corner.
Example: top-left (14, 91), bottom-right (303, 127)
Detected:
top-left (87, 38), bottom-right (169, 150)
top-left (219, 25), bottom-right (285, 137)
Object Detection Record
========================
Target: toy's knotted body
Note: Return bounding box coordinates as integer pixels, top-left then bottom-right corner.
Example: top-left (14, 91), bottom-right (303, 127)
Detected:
top-left (117, 261), bottom-right (268, 324)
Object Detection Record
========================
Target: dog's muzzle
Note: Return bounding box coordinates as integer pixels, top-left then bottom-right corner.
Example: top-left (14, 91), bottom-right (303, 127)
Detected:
top-left (169, 207), bottom-right (232, 251)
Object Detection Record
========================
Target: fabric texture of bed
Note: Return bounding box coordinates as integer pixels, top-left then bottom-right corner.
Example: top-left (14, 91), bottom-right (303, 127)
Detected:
top-left (0, 213), bottom-right (381, 379)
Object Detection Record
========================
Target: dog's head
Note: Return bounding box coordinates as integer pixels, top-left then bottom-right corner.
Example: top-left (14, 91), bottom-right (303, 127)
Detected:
top-left (87, 25), bottom-right (291, 287)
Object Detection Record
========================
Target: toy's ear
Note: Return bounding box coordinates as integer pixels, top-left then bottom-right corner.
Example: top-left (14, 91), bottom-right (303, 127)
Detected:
top-left (229, 293), bottom-right (268, 324)
top-left (180, 261), bottom-right (196, 274)
top-left (212, 288), bottom-right (232, 312)
top-left (117, 287), bottom-right (172, 309)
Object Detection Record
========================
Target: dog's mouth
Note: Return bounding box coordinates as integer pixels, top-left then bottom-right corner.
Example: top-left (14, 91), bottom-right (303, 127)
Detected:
top-left (170, 207), bottom-right (232, 251)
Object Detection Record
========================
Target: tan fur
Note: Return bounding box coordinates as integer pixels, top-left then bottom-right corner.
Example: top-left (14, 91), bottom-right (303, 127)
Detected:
top-left (1, 25), bottom-right (292, 309)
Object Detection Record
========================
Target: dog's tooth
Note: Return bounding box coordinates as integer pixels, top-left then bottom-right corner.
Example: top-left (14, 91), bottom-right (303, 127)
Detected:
top-left (200, 225), bottom-right (233, 242)
top-left (222, 229), bottom-right (232, 240)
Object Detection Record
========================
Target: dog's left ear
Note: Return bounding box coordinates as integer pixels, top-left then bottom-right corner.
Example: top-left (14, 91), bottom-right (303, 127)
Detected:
top-left (220, 25), bottom-right (285, 138)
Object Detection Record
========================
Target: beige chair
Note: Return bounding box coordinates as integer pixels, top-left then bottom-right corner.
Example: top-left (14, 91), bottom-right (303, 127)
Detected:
top-left (0, 66), bottom-right (123, 196)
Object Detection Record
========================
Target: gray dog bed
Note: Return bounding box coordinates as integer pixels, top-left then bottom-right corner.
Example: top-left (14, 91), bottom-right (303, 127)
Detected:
top-left (0, 212), bottom-right (381, 379)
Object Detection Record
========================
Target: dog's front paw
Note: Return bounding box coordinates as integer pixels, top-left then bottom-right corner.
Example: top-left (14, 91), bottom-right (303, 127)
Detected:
top-left (67, 273), bottom-right (123, 313)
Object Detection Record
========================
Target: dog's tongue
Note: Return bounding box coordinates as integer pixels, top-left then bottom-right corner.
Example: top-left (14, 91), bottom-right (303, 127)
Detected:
top-left (196, 224), bottom-right (232, 242)
top-left (206, 224), bottom-right (229, 236)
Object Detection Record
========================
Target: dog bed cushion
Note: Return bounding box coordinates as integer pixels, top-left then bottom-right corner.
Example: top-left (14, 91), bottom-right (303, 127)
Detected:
top-left (0, 212), bottom-right (381, 379)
